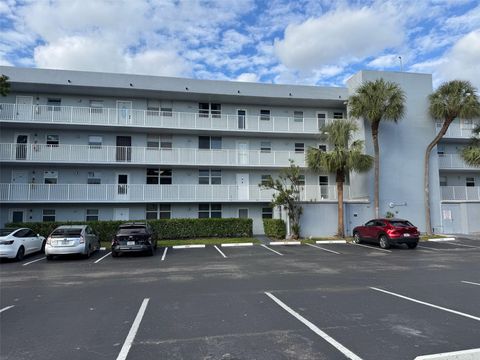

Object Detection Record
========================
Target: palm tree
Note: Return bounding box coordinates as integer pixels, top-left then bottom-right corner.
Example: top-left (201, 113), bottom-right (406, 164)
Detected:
top-left (425, 80), bottom-right (480, 233)
top-left (306, 120), bottom-right (373, 237)
top-left (349, 79), bottom-right (405, 218)
top-left (0, 75), bottom-right (10, 96)
top-left (462, 124), bottom-right (480, 167)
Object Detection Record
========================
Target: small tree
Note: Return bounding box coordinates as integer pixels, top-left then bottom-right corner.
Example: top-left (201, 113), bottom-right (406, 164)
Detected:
top-left (260, 161), bottom-right (303, 239)
top-left (462, 124), bottom-right (480, 167)
top-left (0, 75), bottom-right (10, 96)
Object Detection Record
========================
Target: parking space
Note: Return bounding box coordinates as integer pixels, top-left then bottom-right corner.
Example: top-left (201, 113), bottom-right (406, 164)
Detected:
top-left (1, 237), bottom-right (480, 359)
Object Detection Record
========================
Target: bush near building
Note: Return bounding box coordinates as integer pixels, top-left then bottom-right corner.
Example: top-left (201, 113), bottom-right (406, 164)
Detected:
top-left (263, 219), bottom-right (287, 239)
top-left (6, 218), bottom-right (253, 242)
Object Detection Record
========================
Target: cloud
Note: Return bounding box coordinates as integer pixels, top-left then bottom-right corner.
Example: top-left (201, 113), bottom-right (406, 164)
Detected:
top-left (368, 54), bottom-right (402, 69)
top-left (235, 73), bottom-right (260, 82)
top-left (273, 7), bottom-right (404, 71)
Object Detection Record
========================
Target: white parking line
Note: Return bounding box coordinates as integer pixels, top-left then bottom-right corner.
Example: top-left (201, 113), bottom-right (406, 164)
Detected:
top-left (0, 305), bottom-right (15, 314)
top-left (461, 281), bottom-right (480, 287)
top-left (213, 245), bottom-right (227, 258)
top-left (94, 252), bottom-right (112, 264)
top-left (116, 298), bottom-right (150, 360)
top-left (161, 247), bottom-right (168, 261)
top-left (418, 245), bottom-right (441, 251)
top-left (305, 243), bottom-right (341, 255)
top-left (265, 292), bottom-right (362, 360)
top-left (22, 257), bottom-right (46, 266)
top-left (370, 287), bottom-right (480, 322)
top-left (353, 243), bottom-right (391, 253)
top-left (261, 244), bottom-right (283, 256)
top-left (445, 242), bottom-right (479, 248)
top-left (415, 347), bottom-right (480, 360)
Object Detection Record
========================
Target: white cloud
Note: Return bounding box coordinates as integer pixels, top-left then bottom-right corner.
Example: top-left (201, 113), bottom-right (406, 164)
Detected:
top-left (235, 73), bottom-right (260, 82)
top-left (368, 54), bottom-right (402, 69)
top-left (274, 7), bottom-right (404, 71)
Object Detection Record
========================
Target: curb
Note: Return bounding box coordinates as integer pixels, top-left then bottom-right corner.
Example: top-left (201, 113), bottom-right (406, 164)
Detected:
top-left (221, 243), bottom-right (254, 247)
top-left (172, 244), bottom-right (206, 249)
top-left (269, 241), bottom-right (301, 246)
top-left (100, 247), bottom-right (106, 251)
top-left (315, 240), bottom-right (347, 244)
top-left (428, 237), bottom-right (456, 242)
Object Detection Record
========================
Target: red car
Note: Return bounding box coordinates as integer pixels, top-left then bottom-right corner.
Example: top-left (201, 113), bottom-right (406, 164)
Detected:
top-left (352, 218), bottom-right (420, 249)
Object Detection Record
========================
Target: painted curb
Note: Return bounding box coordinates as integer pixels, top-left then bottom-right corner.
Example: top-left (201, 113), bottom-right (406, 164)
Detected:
top-left (428, 237), bottom-right (456, 242)
top-left (100, 247), bottom-right (106, 251)
top-left (414, 348), bottom-right (480, 360)
top-left (315, 240), bottom-right (347, 244)
top-left (221, 243), bottom-right (254, 247)
top-left (172, 244), bottom-right (206, 249)
top-left (269, 241), bottom-right (301, 245)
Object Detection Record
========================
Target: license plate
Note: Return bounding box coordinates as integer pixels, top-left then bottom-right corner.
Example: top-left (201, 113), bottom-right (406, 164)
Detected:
top-left (127, 241), bottom-right (135, 246)
top-left (404, 233), bottom-right (410, 237)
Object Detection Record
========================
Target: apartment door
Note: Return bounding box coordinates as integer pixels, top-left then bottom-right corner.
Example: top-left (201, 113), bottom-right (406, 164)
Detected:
top-left (15, 96), bottom-right (33, 120)
top-left (116, 136), bottom-right (132, 162)
top-left (11, 210), bottom-right (24, 223)
top-left (237, 109), bottom-right (246, 129)
top-left (316, 112), bottom-right (327, 130)
top-left (113, 208), bottom-right (129, 221)
top-left (12, 170), bottom-right (28, 184)
top-left (236, 173), bottom-right (249, 200)
top-left (116, 173), bottom-right (129, 200)
top-left (116, 101), bottom-right (132, 125)
top-left (15, 134), bottom-right (29, 160)
top-left (441, 204), bottom-right (461, 234)
top-left (11, 170), bottom-right (28, 199)
top-left (236, 141), bottom-right (249, 165)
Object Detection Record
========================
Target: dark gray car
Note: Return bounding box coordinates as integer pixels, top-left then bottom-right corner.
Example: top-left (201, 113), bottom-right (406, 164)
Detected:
top-left (111, 223), bottom-right (157, 257)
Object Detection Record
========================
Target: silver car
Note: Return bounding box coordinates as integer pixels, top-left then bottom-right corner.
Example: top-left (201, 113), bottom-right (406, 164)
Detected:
top-left (45, 225), bottom-right (100, 260)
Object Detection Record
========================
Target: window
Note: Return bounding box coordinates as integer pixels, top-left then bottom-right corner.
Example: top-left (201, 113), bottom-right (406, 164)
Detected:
top-left (238, 209), bottom-right (249, 218)
top-left (437, 144), bottom-right (445, 156)
top-left (146, 168), bottom-right (159, 184)
top-left (199, 103), bottom-right (210, 118)
top-left (317, 113), bottom-right (326, 129)
top-left (260, 109), bottom-right (271, 121)
top-left (147, 135), bottom-right (159, 149)
top-left (211, 103), bottom-right (221, 118)
top-left (294, 111), bottom-right (303, 122)
top-left (333, 112), bottom-right (343, 119)
top-left (319, 175), bottom-right (329, 199)
top-left (44, 171), bottom-right (58, 184)
top-left (160, 169), bottom-right (172, 184)
top-left (260, 141), bottom-right (271, 153)
top-left (298, 174), bottom-right (305, 186)
top-left (146, 204), bottom-right (170, 219)
top-left (159, 204), bottom-right (171, 219)
top-left (86, 209), bottom-right (99, 221)
top-left (198, 103), bottom-right (221, 118)
top-left (87, 171), bottom-right (101, 184)
top-left (198, 204), bottom-right (221, 218)
top-left (90, 100), bottom-right (104, 113)
top-left (43, 209), bottom-right (56, 222)
top-left (262, 207), bottom-right (273, 219)
top-left (261, 175), bottom-right (272, 185)
top-left (88, 135), bottom-right (103, 148)
top-left (318, 144), bottom-right (327, 152)
top-left (199, 136), bottom-right (222, 149)
top-left (161, 135), bottom-right (173, 149)
top-left (198, 169), bottom-right (221, 184)
top-left (295, 142), bottom-right (305, 153)
top-left (466, 177), bottom-right (475, 187)
top-left (161, 107), bottom-right (173, 117)
top-left (46, 134), bottom-right (59, 147)
top-left (439, 176), bottom-right (447, 186)
top-left (146, 204), bottom-right (158, 220)
top-left (47, 98), bottom-right (61, 111)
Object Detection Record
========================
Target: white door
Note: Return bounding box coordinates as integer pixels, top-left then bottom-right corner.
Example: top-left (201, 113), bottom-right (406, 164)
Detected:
top-left (116, 101), bottom-right (132, 125)
top-left (316, 112), bottom-right (327, 130)
top-left (114, 208), bottom-right (129, 221)
top-left (16, 96), bottom-right (33, 121)
top-left (236, 141), bottom-right (249, 165)
top-left (116, 173), bottom-right (129, 200)
top-left (237, 109), bottom-right (246, 129)
top-left (12, 170), bottom-right (28, 184)
top-left (236, 173), bottom-right (249, 200)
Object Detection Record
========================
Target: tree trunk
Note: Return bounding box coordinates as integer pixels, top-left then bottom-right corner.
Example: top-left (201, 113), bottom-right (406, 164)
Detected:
top-left (336, 170), bottom-right (345, 238)
top-left (371, 121), bottom-right (380, 218)
top-left (424, 117), bottom-right (454, 235)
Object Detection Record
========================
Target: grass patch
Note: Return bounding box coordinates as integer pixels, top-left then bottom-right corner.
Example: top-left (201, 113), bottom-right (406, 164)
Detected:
top-left (100, 241), bottom-right (111, 250)
top-left (420, 234), bottom-right (448, 241)
top-left (158, 237), bottom-right (260, 247)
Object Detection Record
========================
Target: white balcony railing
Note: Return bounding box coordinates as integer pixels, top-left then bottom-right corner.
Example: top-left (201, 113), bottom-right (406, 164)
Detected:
top-left (441, 186), bottom-right (480, 201)
top-left (0, 184), bottom-right (352, 203)
top-left (438, 153), bottom-right (478, 169)
top-left (0, 103), bottom-right (332, 134)
top-left (436, 120), bottom-right (480, 139)
top-left (0, 143), bottom-right (306, 167)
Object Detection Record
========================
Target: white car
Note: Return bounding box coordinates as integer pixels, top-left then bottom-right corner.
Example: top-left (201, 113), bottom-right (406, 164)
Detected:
top-left (0, 228), bottom-right (46, 261)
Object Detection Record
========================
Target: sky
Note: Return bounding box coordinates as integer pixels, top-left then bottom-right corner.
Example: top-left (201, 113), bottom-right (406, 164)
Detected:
top-left (0, 0), bottom-right (479, 89)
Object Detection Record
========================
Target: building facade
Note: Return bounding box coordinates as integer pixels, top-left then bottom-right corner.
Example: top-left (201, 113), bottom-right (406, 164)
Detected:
top-left (0, 67), bottom-right (478, 235)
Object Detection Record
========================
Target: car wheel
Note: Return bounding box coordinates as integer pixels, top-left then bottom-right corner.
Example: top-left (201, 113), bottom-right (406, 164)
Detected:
top-left (352, 232), bottom-right (362, 244)
top-left (84, 245), bottom-right (92, 259)
top-left (41, 240), bottom-right (46, 253)
top-left (147, 247), bottom-right (154, 256)
top-left (407, 242), bottom-right (418, 249)
top-left (46, 255), bottom-right (54, 261)
top-left (379, 235), bottom-right (391, 249)
top-left (15, 246), bottom-right (25, 261)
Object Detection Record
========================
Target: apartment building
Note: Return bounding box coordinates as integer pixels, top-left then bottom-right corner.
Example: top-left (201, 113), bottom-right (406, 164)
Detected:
top-left (0, 67), bottom-right (478, 235)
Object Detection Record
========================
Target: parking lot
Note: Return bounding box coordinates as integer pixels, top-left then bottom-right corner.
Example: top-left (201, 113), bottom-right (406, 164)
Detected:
top-left (1, 237), bottom-right (480, 360)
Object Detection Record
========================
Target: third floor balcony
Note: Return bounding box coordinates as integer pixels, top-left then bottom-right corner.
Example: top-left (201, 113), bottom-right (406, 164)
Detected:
top-left (438, 153), bottom-right (479, 170)
top-left (441, 186), bottom-right (480, 201)
top-left (436, 119), bottom-right (479, 139)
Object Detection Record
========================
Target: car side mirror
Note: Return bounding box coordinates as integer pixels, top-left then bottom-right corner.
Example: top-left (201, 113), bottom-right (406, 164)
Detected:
top-left (37, 234), bottom-right (40, 237)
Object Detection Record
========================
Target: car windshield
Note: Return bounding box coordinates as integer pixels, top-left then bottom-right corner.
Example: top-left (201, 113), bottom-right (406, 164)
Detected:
top-left (51, 228), bottom-right (83, 237)
top-left (389, 221), bottom-right (414, 227)
top-left (117, 226), bottom-right (148, 235)
top-left (0, 229), bottom-right (15, 236)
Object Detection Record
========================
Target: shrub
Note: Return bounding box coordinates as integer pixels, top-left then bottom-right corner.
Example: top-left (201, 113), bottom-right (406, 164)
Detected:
top-left (6, 218), bottom-right (253, 241)
top-left (263, 219), bottom-right (286, 239)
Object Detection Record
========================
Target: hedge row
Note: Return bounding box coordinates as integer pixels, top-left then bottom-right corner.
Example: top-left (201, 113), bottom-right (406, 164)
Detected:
top-left (263, 219), bottom-right (286, 239)
top-left (6, 218), bottom-right (253, 242)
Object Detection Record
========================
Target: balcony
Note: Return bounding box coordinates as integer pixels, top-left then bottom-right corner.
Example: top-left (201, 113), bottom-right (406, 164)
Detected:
top-left (0, 103), bottom-right (331, 135)
top-left (438, 154), bottom-right (478, 170)
top-left (0, 143), bottom-right (306, 168)
top-left (436, 120), bottom-right (479, 139)
top-left (0, 184), bottom-right (357, 203)
top-left (441, 186), bottom-right (480, 201)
